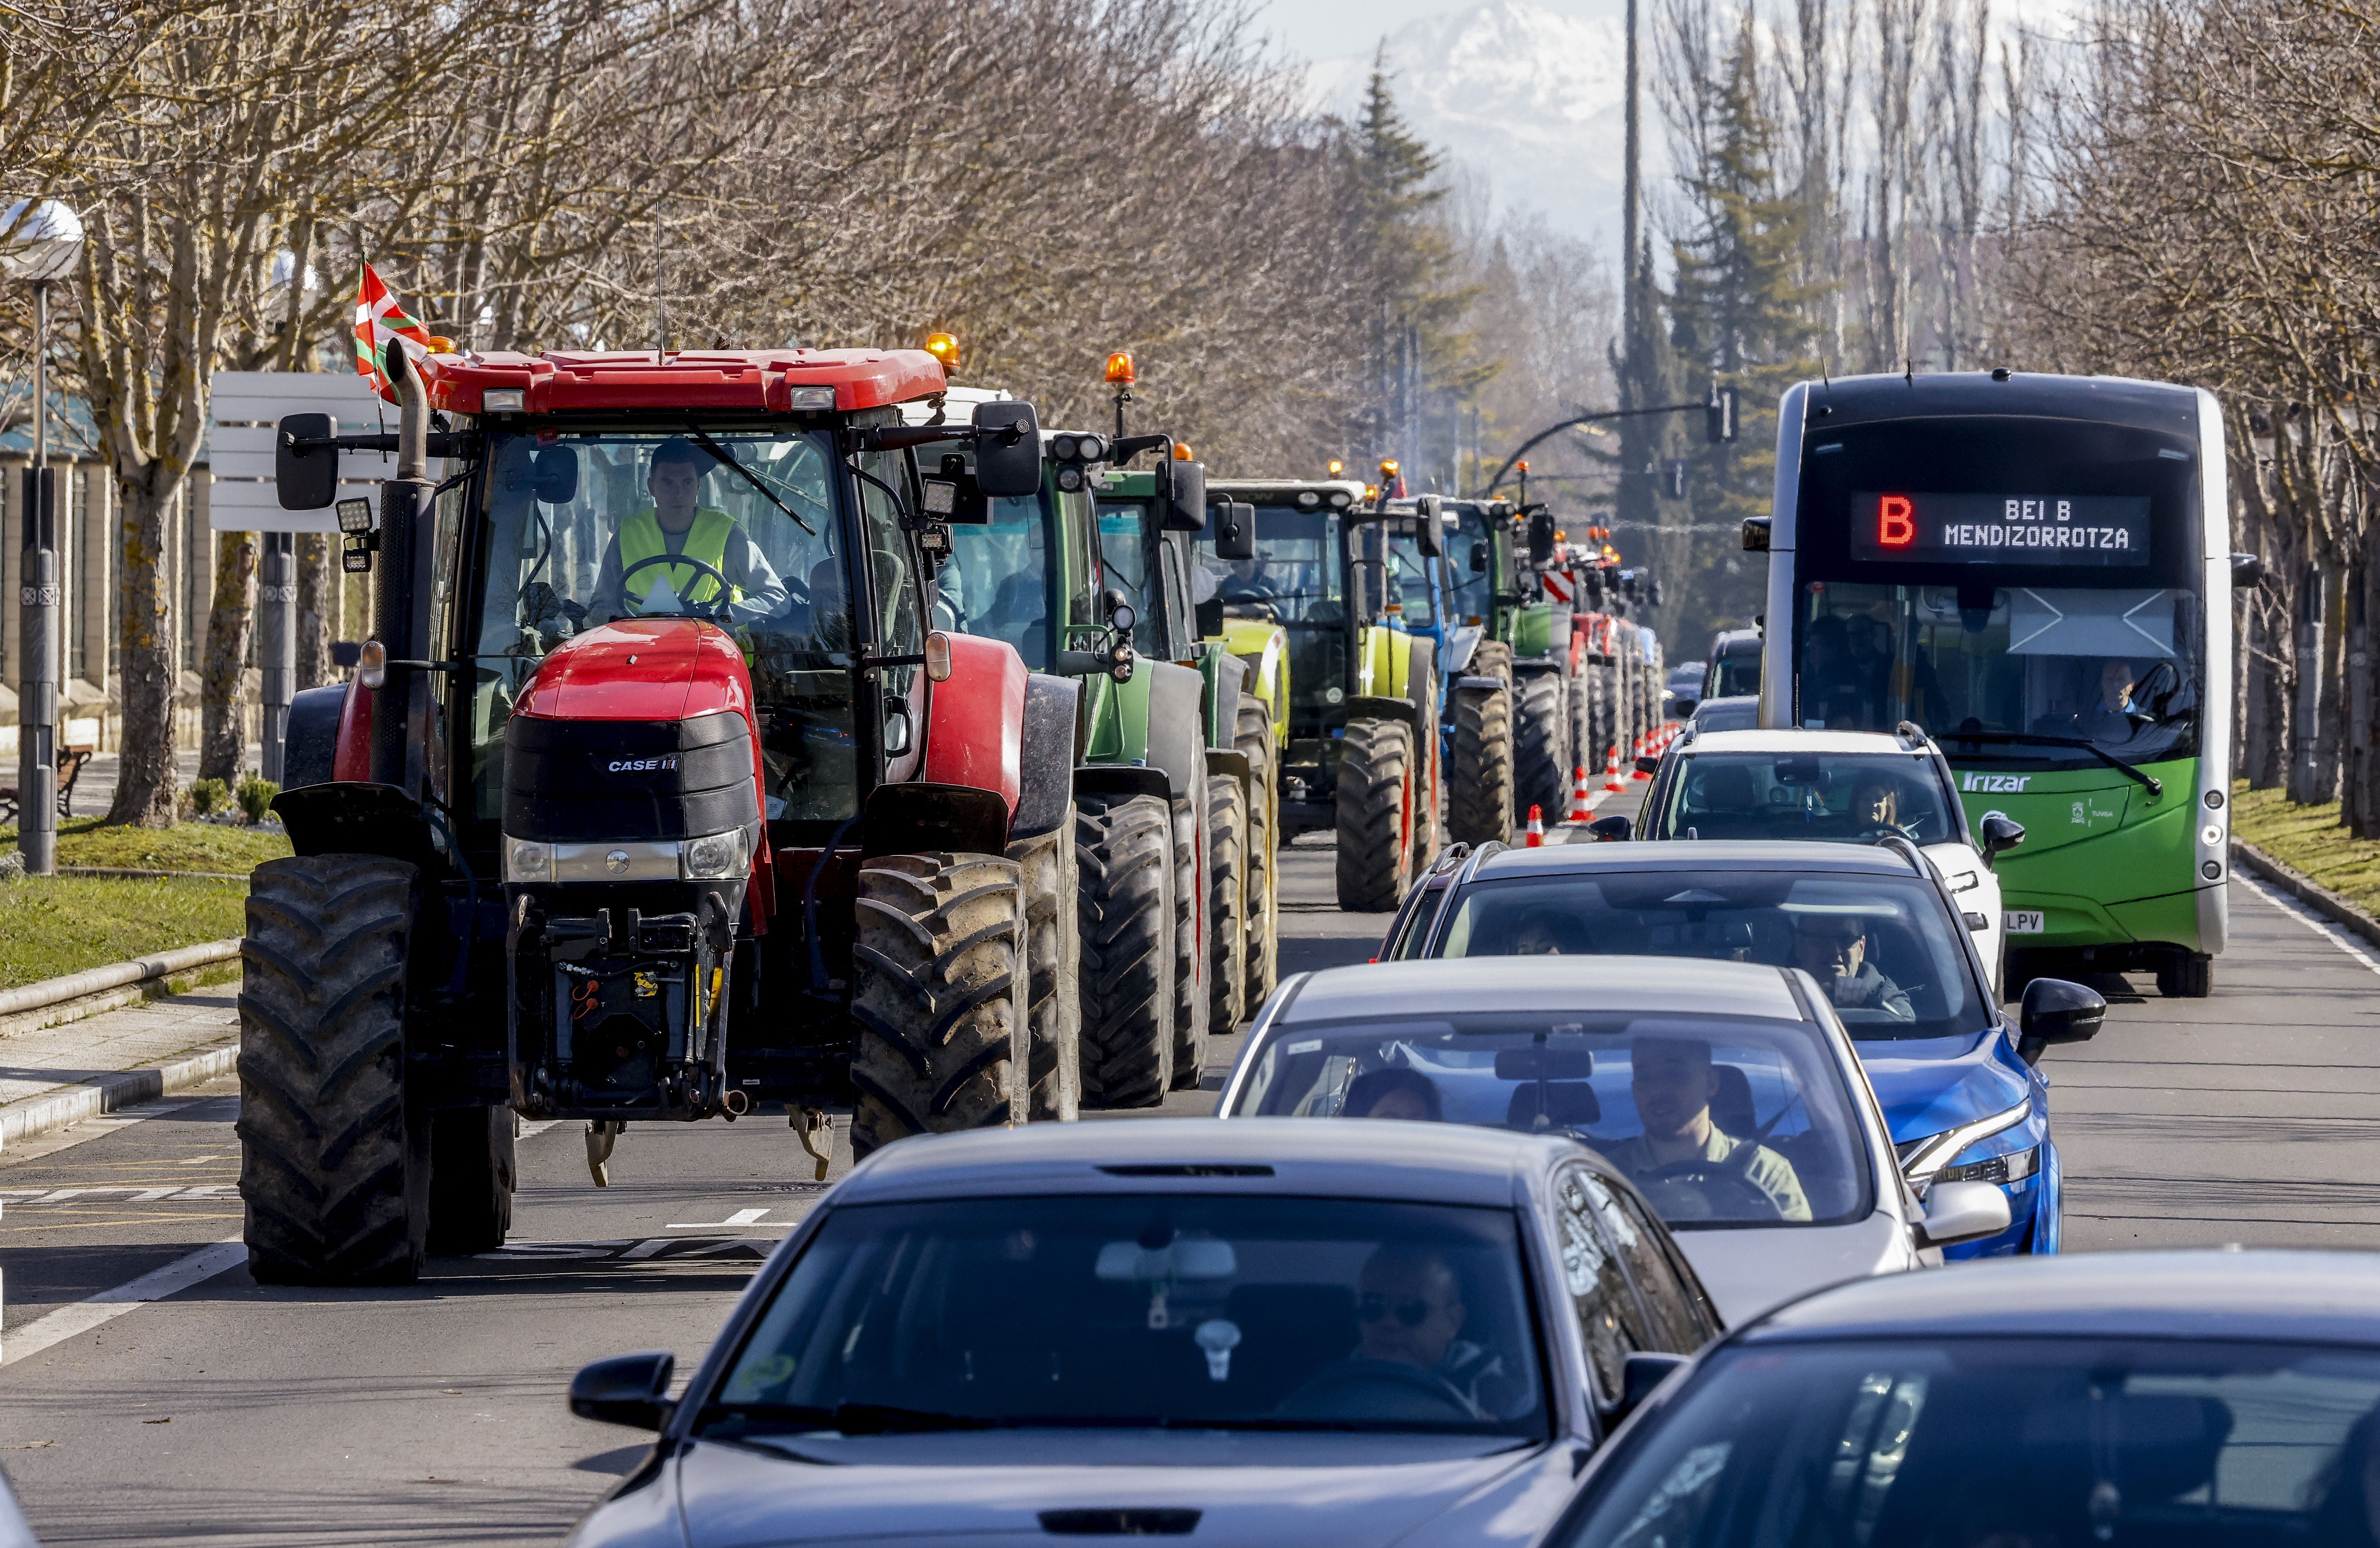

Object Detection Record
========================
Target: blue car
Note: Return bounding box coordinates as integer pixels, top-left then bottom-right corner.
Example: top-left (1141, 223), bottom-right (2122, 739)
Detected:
top-left (1545, 1250), bottom-right (2380, 1545)
top-left (1376, 839), bottom-right (2107, 1255)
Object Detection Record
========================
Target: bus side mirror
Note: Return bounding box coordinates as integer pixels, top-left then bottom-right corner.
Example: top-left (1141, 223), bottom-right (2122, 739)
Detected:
top-left (1413, 495), bottom-right (1445, 559)
top-left (1211, 500), bottom-right (1255, 562)
top-left (276, 413), bottom-right (339, 511)
top-left (972, 401), bottom-right (1042, 497)
top-left (1742, 516), bottom-right (1772, 551)
top-left (1161, 458), bottom-right (1207, 533)
top-left (2230, 552), bottom-right (2265, 586)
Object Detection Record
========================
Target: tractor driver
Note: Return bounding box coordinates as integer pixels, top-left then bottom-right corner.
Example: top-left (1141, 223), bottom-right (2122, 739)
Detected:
top-left (586, 437), bottom-right (787, 624)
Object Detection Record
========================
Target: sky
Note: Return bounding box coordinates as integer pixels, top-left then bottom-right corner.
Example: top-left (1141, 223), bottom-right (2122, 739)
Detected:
top-left (1249, 0), bottom-right (1615, 63)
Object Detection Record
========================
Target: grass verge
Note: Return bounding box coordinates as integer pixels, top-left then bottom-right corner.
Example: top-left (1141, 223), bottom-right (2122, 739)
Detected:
top-left (0, 818), bottom-right (291, 875)
top-left (0, 875), bottom-right (248, 990)
top-left (2230, 779), bottom-right (2380, 920)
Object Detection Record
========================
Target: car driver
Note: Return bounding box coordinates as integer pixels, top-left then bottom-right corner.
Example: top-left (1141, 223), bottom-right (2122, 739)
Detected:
top-left (1601, 1037), bottom-right (1811, 1222)
top-left (1791, 912), bottom-right (1916, 1020)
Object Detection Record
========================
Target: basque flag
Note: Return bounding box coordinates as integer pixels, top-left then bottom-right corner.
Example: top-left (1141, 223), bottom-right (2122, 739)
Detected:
top-left (353, 263), bottom-right (444, 403)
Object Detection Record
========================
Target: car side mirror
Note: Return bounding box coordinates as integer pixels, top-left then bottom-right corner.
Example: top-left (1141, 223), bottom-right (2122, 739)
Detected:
top-left (1211, 499), bottom-right (1256, 562)
top-left (1469, 544), bottom-right (1489, 573)
top-left (1979, 812), bottom-right (2025, 869)
top-left (276, 413), bottom-right (339, 511)
top-left (972, 401), bottom-right (1042, 497)
top-left (1161, 458), bottom-right (1208, 533)
top-left (532, 445), bottom-right (579, 506)
top-left (569, 1350), bottom-right (676, 1430)
top-left (1915, 1179), bottom-right (2012, 1249)
top-left (2230, 551), bottom-right (2265, 586)
top-left (1634, 755), bottom-right (1660, 774)
top-left (1671, 698), bottom-right (1696, 718)
top-left (1589, 814), bottom-right (1630, 842)
top-left (1413, 495), bottom-right (1445, 559)
top-left (1609, 1351), bottom-right (1690, 1424)
top-left (2017, 976), bottom-right (2105, 1064)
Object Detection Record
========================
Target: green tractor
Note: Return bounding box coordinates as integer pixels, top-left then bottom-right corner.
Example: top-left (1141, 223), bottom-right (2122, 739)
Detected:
top-left (1199, 479), bottom-right (1441, 912)
top-left (1433, 496), bottom-right (1576, 841)
top-left (1093, 461), bottom-right (1278, 1028)
top-left (918, 394), bottom-right (1214, 1105)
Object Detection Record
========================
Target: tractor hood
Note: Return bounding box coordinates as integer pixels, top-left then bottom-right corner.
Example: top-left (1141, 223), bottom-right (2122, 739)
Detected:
top-left (518, 618), bottom-right (753, 725)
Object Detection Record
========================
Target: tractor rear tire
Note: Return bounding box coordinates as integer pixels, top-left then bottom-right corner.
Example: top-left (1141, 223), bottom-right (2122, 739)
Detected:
top-left (1446, 681), bottom-right (1514, 846)
top-left (1077, 792), bottom-right (1176, 1107)
top-left (1335, 717), bottom-right (1413, 912)
top-left (1235, 698), bottom-right (1280, 1009)
top-left (1207, 773), bottom-right (1248, 1035)
top-left (1514, 671), bottom-right (1572, 828)
top-left (1471, 639), bottom-right (1514, 689)
top-left (1568, 673), bottom-right (1591, 784)
top-left (1169, 795), bottom-right (1211, 1091)
top-left (427, 1108), bottom-right (515, 1255)
top-left (848, 853), bottom-right (1029, 1159)
top-left (1008, 820), bottom-right (1081, 1122)
top-left (236, 854), bottom-right (430, 1287)
top-left (1409, 665), bottom-right (1442, 876)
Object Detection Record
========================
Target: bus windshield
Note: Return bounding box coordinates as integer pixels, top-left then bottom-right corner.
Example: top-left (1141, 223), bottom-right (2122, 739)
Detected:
top-left (1790, 417), bottom-right (2205, 768)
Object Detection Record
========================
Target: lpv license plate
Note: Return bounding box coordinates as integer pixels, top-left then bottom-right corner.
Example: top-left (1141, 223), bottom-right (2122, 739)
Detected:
top-left (2004, 910), bottom-right (2046, 935)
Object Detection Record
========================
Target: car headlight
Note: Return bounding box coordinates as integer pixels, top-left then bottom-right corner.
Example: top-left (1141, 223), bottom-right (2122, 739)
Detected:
top-left (1895, 1098), bottom-right (2032, 1181)
top-left (1938, 1145), bottom-right (2039, 1185)
top-left (680, 826), bottom-right (751, 880)
top-left (505, 838), bottom-right (553, 882)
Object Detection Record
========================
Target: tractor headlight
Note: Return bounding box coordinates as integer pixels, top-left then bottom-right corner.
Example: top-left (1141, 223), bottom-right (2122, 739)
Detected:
top-left (504, 838), bottom-right (553, 882)
top-left (481, 388), bottom-right (525, 413)
top-left (680, 826), bottom-right (751, 880)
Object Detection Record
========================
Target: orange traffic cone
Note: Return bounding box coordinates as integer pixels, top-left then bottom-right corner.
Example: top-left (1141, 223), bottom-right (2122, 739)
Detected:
top-left (1524, 804), bottom-right (1546, 846)
top-left (1603, 744), bottom-right (1627, 794)
top-left (1566, 764), bottom-right (1593, 822)
top-left (1630, 735), bottom-right (1652, 780)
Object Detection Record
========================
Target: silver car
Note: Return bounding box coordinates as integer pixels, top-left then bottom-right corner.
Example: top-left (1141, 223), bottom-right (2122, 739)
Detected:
top-left (565, 1120), bottom-right (1721, 1547)
top-left (1218, 958), bottom-right (2011, 1324)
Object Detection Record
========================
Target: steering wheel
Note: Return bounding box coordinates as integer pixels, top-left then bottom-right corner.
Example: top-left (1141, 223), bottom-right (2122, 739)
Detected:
top-left (1279, 1358), bottom-right (1475, 1422)
top-left (620, 552), bottom-right (735, 619)
top-left (1642, 1160), bottom-right (1786, 1221)
top-left (1855, 823), bottom-right (1915, 841)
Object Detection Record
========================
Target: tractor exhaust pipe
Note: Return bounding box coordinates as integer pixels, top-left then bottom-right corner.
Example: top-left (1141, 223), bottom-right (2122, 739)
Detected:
top-left (370, 339), bottom-right (437, 788)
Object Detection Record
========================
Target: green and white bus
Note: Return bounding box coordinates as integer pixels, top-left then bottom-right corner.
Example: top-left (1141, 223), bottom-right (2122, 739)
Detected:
top-left (1757, 372), bottom-right (2240, 997)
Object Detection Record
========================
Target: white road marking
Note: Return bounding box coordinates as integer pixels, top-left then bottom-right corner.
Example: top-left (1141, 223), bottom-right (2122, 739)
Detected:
top-left (2, 1238), bottom-right (244, 1367)
top-left (2238, 874), bottom-right (2380, 981)
top-left (177, 1154), bottom-right (224, 1165)
top-left (517, 1119), bottom-right (563, 1141)
top-left (0, 1097), bottom-right (213, 1167)
top-left (667, 1207), bottom-right (769, 1229)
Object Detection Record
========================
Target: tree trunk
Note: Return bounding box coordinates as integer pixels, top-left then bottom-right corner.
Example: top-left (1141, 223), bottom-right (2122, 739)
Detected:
top-left (2348, 546), bottom-right (2380, 838)
top-left (199, 528), bottom-right (257, 783)
top-left (295, 532), bottom-right (333, 690)
top-left (107, 477), bottom-right (182, 828)
top-left (2290, 561), bottom-right (2334, 805)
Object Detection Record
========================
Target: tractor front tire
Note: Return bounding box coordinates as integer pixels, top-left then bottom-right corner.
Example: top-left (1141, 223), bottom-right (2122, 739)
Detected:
top-left (427, 1107), bottom-right (515, 1255)
top-left (1235, 698), bottom-right (1280, 1009)
top-left (1169, 795), bottom-right (1211, 1091)
top-left (1514, 671), bottom-right (1572, 827)
top-left (1447, 680), bottom-right (1514, 846)
top-left (1077, 792), bottom-right (1176, 1107)
top-left (1008, 820), bottom-right (1081, 1122)
top-left (1335, 717), bottom-right (1414, 912)
top-left (848, 853), bottom-right (1029, 1159)
top-left (1207, 773), bottom-right (1249, 1035)
top-left (236, 855), bottom-right (430, 1286)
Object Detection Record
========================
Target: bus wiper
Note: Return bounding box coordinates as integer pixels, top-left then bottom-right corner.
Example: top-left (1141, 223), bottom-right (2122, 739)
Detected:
top-left (1935, 730), bottom-right (2162, 797)
top-left (683, 424), bottom-right (816, 536)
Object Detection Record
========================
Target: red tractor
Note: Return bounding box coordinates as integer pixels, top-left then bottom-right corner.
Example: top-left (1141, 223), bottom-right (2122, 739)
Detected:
top-left (252, 342), bottom-right (1075, 1284)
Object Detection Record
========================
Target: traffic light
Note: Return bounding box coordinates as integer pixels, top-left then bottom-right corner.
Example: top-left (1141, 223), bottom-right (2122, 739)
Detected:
top-left (1705, 384), bottom-right (1739, 443)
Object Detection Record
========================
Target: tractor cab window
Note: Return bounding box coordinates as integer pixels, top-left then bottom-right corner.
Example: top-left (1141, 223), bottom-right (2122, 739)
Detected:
top-left (1446, 509), bottom-right (1496, 624)
top-left (1199, 502), bottom-right (1347, 730)
top-left (1096, 499), bottom-right (1169, 658)
top-left (940, 494), bottom-right (1055, 670)
top-left (1384, 526), bottom-right (1441, 631)
top-left (465, 427), bottom-right (859, 825)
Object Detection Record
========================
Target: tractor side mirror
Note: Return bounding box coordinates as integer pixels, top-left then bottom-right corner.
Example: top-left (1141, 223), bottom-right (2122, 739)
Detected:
top-left (532, 445), bottom-right (579, 506)
top-left (1469, 544), bottom-right (1489, 573)
top-left (1211, 499), bottom-right (1255, 562)
top-left (276, 413), bottom-right (339, 511)
top-left (1527, 511), bottom-right (1556, 565)
top-left (1161, 458), bottom-right (1208, 533)
top-left (1413, 495), bottom-right (1445, 559)
top-left (972, 401), bottom-right (1042, 497)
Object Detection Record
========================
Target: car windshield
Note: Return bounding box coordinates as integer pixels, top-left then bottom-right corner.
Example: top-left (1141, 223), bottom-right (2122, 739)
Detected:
top-left (701, 1195), bottom-right (1549, 1440)
top-left (1227, 1011), bottom-right (1875, 1229)
top-left (1430, 872), bottom-right (1985, 1041)
top-left (1693, 698), bottom-right (1761, 732)
top-left (1653, 752), bottom-right (1960, 845)
top-left (1708, 650), bottom-right (1760, 699)
top-left (1556, 1337), bottom-right (2380, 1548)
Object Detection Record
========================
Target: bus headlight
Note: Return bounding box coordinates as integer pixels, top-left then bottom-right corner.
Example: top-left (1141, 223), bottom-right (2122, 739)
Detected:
top-left (680, 827), bottom-right (751, 880)
top-left (2201, 823), bottom-right (2224, 848)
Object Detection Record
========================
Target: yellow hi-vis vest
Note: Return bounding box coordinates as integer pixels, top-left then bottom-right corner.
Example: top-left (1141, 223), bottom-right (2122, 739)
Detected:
top-left (618, 508), bottom-right (739, 610)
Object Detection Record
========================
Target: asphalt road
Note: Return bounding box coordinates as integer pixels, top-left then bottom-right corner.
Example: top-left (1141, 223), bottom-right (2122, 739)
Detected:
top-left (0, 802), bottom-right (2370, 1543)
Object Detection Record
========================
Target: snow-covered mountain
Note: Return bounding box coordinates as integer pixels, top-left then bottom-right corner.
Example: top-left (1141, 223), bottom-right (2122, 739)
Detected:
top-left (1307, 1), bottom-right (1649, 257)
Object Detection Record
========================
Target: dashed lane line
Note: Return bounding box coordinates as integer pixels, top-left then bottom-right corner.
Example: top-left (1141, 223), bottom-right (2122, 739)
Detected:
top-left (1, 1238), bottom-right (245, 1368)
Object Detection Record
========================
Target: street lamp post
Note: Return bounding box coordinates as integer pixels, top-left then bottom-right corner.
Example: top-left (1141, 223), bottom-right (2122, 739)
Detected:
top-left (3, 198), bottom-right (85, 875)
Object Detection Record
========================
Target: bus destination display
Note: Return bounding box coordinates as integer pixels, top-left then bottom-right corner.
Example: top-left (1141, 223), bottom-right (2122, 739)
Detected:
top-left (1849, 490), bottom-right (2152, 566)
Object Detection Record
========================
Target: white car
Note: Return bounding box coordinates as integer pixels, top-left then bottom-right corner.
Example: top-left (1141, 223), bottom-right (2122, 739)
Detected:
top-left (1631, 725), bottom-right (2022, 990)
top-left (1218, 958), bottom-right (2010, 1326)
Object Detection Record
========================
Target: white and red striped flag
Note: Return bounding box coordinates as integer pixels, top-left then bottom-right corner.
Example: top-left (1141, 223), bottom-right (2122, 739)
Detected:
top-left (353, 263), bottom-right (442, 403)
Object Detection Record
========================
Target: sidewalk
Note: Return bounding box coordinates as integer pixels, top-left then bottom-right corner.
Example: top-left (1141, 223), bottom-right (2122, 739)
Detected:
top-left (0, 983), bottom-right (239, 1149)
top-left (68, 746), bottom-right (259, 820)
